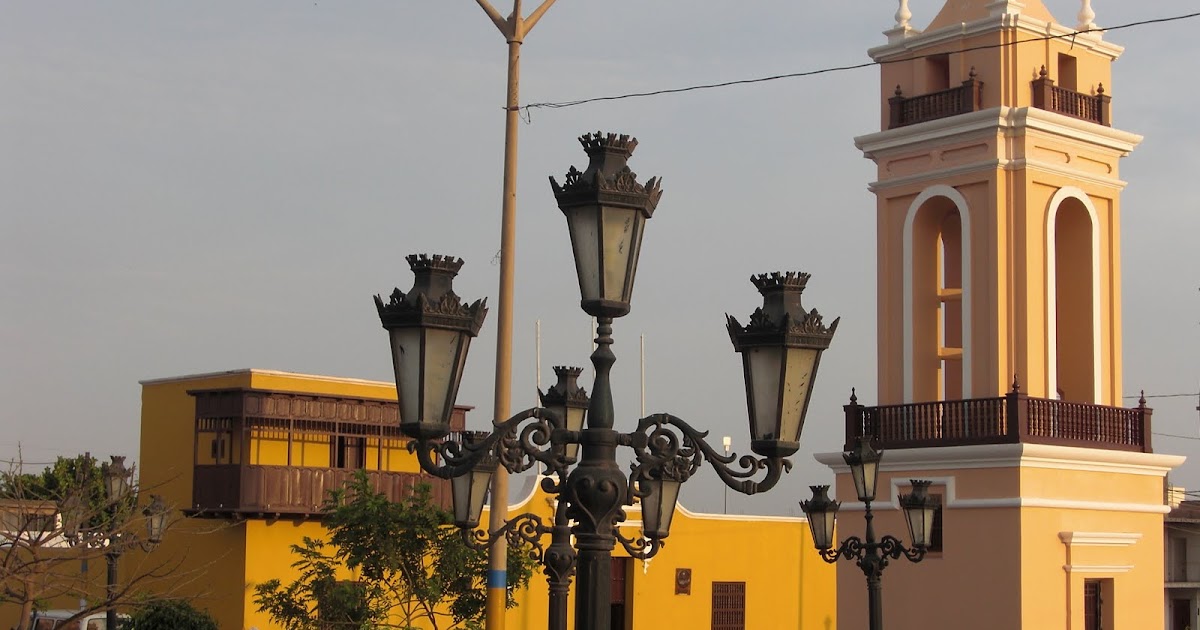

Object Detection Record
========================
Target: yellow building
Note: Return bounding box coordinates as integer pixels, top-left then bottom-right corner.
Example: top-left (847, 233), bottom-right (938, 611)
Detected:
top-left (134, 368), bottom-right (835, 630)
top-left (819, 1), bottom-right (1185, 629)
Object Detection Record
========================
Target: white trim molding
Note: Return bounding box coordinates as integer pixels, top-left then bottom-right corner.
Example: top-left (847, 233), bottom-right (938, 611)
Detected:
top-left (815, 442), bottom-right (1185, 476)
top-left (903, 185), bottom-right (973, 401)
top-left (1059, 531), bottom-right (1142, 547)
top-left (1063, 564), bottom-right (1134, 574)
top-left (1045, 186), bottom-right (1104, 404)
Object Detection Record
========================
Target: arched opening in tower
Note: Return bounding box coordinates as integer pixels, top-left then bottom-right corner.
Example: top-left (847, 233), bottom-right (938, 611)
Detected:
top-left (911, 196), bottom-right (964, 403)
top-left (1053, 198), bottom-right (1096, 403)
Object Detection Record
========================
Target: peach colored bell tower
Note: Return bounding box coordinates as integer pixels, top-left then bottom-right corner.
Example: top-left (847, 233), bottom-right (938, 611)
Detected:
top-left (859, 0), bottom-right (1142, 406)
top-left (816, 2), bottom-right (1186, 630)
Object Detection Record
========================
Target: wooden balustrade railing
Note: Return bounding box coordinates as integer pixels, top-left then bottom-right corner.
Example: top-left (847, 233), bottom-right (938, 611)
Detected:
top-left (844, 388), bottom-right (1151, 452)
top-left (888, 71), bottom-right (984, 129)
top-left (191, 464), bottom-right (450, 517)
top-left (1031, 67), bottom-right (1111, 126)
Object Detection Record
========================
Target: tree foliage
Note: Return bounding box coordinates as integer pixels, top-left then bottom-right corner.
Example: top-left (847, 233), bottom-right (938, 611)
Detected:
top-left (1, 453), bottom-right (185, 630)
top-left (122, 599), bottom-right (219, 630)
top-left (255, 471), bottom-right (536, 630)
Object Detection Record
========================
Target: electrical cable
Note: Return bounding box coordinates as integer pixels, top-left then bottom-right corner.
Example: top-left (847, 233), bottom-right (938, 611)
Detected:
top-left (513, 11), bottom-right (1200, 112)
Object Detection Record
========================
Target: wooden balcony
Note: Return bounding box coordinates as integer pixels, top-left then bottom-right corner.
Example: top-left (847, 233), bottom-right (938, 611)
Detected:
top-left (888, 73), bottom-right (984, 129)
top-left (190, 464), bottom-right (450, 518)
top-left (1031, 68), bottom-right (1111, 126)
top-left (843, 387), bottom-right (1152, 453)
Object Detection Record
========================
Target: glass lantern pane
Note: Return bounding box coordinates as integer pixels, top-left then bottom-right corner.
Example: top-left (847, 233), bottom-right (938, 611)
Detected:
top-left (452, 473), bottom-right (472, 524)
top-left (656, 480), bottom-right (682, 536)
top-left (778, 348), bottom-right (819, 444)
top-left (812, 512), bottom-right (837, 550)
top-left (422, 328), bottom-right (467, 426)
top-left (746, 347), bottom-right (783, 441)
top-left (469, 468), bottom-right (494, 525)
top-left (601, 207), bottom-right (638, 303)
top-left (566, 206), bottom-right (601, 302)
top-left (640, 480), bottom-right (661, 533)
top-left (389, 328), bottom-right (423, 426)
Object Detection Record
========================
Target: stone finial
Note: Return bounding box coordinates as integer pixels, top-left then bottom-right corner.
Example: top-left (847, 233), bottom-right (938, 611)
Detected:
top-left (895, 0), bottom-right (911, 29)
top-left (1077, 0), bottom-right (1097, 31)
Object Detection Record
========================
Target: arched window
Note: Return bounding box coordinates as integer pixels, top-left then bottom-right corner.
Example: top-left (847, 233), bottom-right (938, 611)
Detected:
top-left (1046, 188), bottom-right (1101, 403)
top-left (904, 186), bottom-right (972, 403)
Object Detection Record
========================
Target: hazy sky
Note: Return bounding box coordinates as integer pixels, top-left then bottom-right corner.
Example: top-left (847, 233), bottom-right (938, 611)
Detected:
top-left (3, 1), bottom-right (1198, 516)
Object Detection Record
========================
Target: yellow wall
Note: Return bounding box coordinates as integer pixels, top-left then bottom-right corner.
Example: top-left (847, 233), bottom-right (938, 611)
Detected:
top-left (495, 483), bottom-right (836, 630)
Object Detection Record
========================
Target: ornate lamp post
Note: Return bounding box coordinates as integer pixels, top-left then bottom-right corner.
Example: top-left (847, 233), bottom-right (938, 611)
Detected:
top-left (375, 131), bottom-right (840, 630)
top-left (801, 436), bottom-right (939, 630)
top-left (60, 456), bottom-right (168, 628)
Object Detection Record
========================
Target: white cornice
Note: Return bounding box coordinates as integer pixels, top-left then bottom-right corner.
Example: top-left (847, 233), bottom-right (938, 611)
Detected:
top-left (868, 13), bottom-right (1123, 62)
top-left (138, 368), bottom-right (393, 388)
top-left (838, 496), bottom-right (1171, 515)
top-left (1059, 531), bottom-right (1143, 546)
top-left (1063, 564), bottom-right (1135, 574)
top-left (814, 442), bottom-right (1185, 477)
top-left (855, 109), bottom-right (1006, 157)
top-left (855, 107), bottom-right (1141, 161)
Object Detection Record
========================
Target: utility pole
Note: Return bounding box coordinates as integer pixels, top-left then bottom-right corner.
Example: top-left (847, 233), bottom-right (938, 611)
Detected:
top-left (471, 1), bottom-right (559, 627)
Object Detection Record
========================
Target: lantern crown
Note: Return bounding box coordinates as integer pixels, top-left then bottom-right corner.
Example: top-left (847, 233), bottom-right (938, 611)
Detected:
top-left (374, 254), bottom-right (487, 336)
top-left (726, 271), bottom-right (839, 351)
top-left (549, 131), bottom-right (663, 215)
top-left (539, 365), bottom-right (589, 408)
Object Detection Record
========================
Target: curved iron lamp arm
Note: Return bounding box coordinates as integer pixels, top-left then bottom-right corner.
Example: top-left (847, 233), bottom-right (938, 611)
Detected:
top-left (462, 512), bottom-right (550, 560)
top-left (817, 535), bottom-right (926, 566)
top-left (614, 527), bottom-right (664, 560)
top-left (409, 407), bottom-right (567, 479)
top-left (878, 534), bottom-right (927, 563)
top-left (624, 413), bottom-right (792, 498)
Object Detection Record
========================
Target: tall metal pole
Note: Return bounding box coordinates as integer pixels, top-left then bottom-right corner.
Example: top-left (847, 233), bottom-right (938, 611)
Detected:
top-left (471, 1), bottom-right (559, 627)
top-left (863, 500), bottom-right (883, 630)
top-left (105, 551), bottom-right (119, 630)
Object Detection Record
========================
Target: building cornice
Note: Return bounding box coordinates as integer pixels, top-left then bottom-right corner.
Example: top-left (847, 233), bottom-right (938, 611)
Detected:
top-left (814, 442), bottom-right (1185, 477)
top-left (868, 13), bottom-right (1123, 62)
top-left (1059, 531), bottom-right (1143, 547)
top-left (139, 368), bottom-right (394, 388)
top-left (855, 107), bottom-right (1142, 161)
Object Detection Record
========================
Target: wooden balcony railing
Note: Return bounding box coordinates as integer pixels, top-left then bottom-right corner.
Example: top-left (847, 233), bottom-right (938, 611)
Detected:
top-left (1031, 67), bottom-right (1111, 126)
top-left (190, 464), bottom-right (450, 517)
top-left (844, 386), bottom-right (1151, 452)
top-left (889, 71), bottom-right (984, 129)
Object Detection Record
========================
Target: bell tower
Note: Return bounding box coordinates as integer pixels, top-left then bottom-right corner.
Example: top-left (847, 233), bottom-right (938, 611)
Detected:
top-left (857, 0), bottom-right (1141, 405)
top-left (818, 3), bottom-right (1183, 630)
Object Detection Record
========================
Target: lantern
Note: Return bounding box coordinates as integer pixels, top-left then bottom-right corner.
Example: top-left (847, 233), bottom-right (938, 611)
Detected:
top-left (539, 366), bottom-right (589, 462)
top-left (800, 485), bottom-right (840, 551)
top-left (451, 431), bottom-right (497, 529)
top-left (104, 455), bottom-right (132, 504)
top-left (727, 272), bottom-right (838, 458)
top-left (144, 494), bottom-right (168, 545)
top-left (550, 132), bottom-right (663, 319)
top-left (375, 254), bottom-right (487, 440)
top-left (638, 472), bottom-right (682, 540)
top-left (844, 436), bottom-right (883, 503)
top-left (900, 480), bottom-right (939, 549)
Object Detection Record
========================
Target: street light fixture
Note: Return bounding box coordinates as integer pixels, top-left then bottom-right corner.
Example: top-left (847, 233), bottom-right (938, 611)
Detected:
top-left (375, 131), bottom-right (839, 630)
top-left (801, 436), bottom-right (936, 630)
top-left (59, 456), bottom-right (169, 630)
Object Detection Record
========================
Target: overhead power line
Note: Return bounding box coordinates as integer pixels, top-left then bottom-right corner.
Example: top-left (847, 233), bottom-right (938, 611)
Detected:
top-left (514, 11), bottom-right (1200, 112)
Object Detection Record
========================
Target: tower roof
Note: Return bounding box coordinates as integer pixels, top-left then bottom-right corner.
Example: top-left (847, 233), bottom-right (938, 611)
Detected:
top-left (926, 0), bottom-right (1057, 31)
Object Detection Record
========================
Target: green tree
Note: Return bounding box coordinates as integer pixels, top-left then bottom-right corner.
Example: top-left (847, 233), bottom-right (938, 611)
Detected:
top-left (254, 471), bottom-right (536, 630)
top-left (122, 599), bottom-right (218, 630)
top-left (1, 453), bottom-right (185, 630)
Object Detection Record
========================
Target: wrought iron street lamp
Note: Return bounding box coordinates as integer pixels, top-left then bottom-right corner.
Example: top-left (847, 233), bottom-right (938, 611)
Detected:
top-left (375, 131), bottom-right (839, 630)
top-left (60, 456), bottom-right (169, 629)
top-left (801, 436), bottom-right (938, 630)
